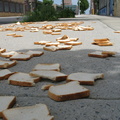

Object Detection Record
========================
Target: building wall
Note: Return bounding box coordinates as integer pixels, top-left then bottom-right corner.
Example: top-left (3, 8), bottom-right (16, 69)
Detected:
top-left (64, 0), bottom-right (72, 5)
top-left (114, 0), bottom-right (120, 16)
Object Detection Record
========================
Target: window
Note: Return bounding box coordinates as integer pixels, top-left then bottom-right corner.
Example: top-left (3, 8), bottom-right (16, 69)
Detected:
top-left (4, 2), bottom-right (9, 12)
top-left (16, 3), bottom-right (20, 13)
top-left (10, 2), bottom-right (16, 12)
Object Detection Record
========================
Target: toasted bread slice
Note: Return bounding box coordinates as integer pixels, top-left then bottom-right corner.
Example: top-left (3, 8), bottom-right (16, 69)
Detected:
top-left (0, 51), bottom-right (18, 58)
top-left (6, 33), bottom-right (16, 36)
top-left (24, 50), bottom-right (44, 57)
top-left (57, 39), bottom-right (71, 43)
top-left (0, 60), bottom-right (17, 68)
top-left (10, 53), bottom-right (32, 61)
top-left (1, 104), bottom-right (54, 120)
top-left (67, 72), bottom-right (104, 85)
top-left (13, 34), bottom-right (23, 37)
top-left (88, 51), bottom-right (109, 58)
top-left (52, 29), bottom-right (62, 32)
top-left (69, 38), bottom-right (79, 41)
top-left (43, 30), bottom-right (52, 34)
top-left (0, 96), bottom-right (16, 117)
top-left (98, 42), bottom-right (113, 46)
top-left (32, 63), bottom-right (61, 71)
top-left (34, 41), bottom-right (51, 45)
top-left (43, 46), bottom-right (58, 52)
top-left (8, 72), bottom-right (40, 87)
top-left (94, 38), bottom-right (109, 42)
top-left (114, 31), bottom-right (120, 33)
top-left (0, 69), bottom-right (15, 80)
top-left (0, 48), bottom-right (6, 53)
top-left (65, 41), bottom-right (82, 46)
top-left (48, 81), bottom-right (90, 101)
top-left (30, 70), bottom-right (67, 81)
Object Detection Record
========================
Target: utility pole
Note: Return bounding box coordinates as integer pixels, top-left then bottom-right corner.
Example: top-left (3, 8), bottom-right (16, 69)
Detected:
top-left (78, 0), bottom-right (81, 15)
top-left (62, 0), bottom-right (64, 9)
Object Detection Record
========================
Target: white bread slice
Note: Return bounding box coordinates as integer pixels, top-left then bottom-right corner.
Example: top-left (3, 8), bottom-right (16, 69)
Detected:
top-left (52, 29), bottom-right (61, 32)
top-left (88, 51), bottom-right (109, 58)
top-left (0, 60), bottom-right (17, 68)
top-left (57, 45), bottom-right (72, 50)
top-left (8, 72), bottom-right (40, 87)
top-left (67, 72), bottom-right (104, 85)
top-left (30, 70), bottom-right (67, 81)
top-left (102, 51), bottom-right (116, 56)
top-left (48, 81), bottom-right (90, 101)
top-left (0, 96), bottom-right (16, 117)
top-left (32, 63), bottom-right (61, 71)
top-left (57, 39), bottom-right (71, 43)
top-left (56, 35), bottom-right (69, 40)
top-left (51, 32), bottom-right (61, 35)
top-left (24, 50), bottom-right (44, 57)
top-left (1, 103), bottom-right (54, 120)
top-left (43, 46), bottom-right (58, 52)
top-left (45, 42), bottom-right (60, 47)
top-left (0, 69), bottom-right (15, 80)
top-left (0, 51), bottom-right (18, 58)
top-left (0, 48), bottom-right (6, 53)
top-left (9, 53), bottom-right (32, 61)
top-left (34, 41), bottom-right (51, 45)
top-left (64, 41), bottom-right (82, 46)
top-left (41, 84), bottom-right (53, 90)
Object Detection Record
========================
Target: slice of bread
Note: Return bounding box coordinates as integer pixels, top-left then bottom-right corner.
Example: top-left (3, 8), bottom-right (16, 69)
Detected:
top-left (57, 45), bottom-right (72, 50)
top-left (43, 46), bottom-right (58, 52)
top-left (0, 48), bottom-right (6, 53)
top-left (30, 70), bottom-right (67, 81)
top-left (9, 53), bottom-right (32, 61)
top-left (6, 33), bottom-right (16, 36)
top-left (8, 72), bottom-right (40, 87)
top-left (1, 103), bottom-right (54, 120)
top-left (13, 34), bottom-right (23, 37)
top-left (45, 42), bottom-right (60, 47)
top-left (0, 96), bottom-right (16, 117)
top-left (98, 42), bottom-right (113, 46)
top-left (57, 39), bottom-right (71, 43)
top-left (0, 69), bottom-right (15, 80)
top-left (51, 32), bottom-right (61, 35)
top-left (102, 51), bottom-right (116, 56)
top-left (64, 41), bottom-right (82, 46)
top-left (52, 29), bottom-right (61, 32)
top-left (114, 31), bottom-right (120, 33)
top-left (24, 50), bottom-right (44, 57)
top-left (56, 35), bottom-right (69, 40)
top-left (69, 38), bottom-right (79, 41)
top-left (48, 81), bottom-right (90, 101)
top-left (67, 72), bottom-right (104, 85)
top-left (0, 60), bottom-right (17, 68)
top-left (94, 38), bottom-right (109, 42)
top-left (88, 51), bottom-right (109, 58)
top-left (43, 30), bottom-right (52, 34)
top-left (32, 63), bottom-right (61, 71)
top-left (34, 41), bottom-right (51, 45)
top-left (0, 51), bottom-right (18, 58)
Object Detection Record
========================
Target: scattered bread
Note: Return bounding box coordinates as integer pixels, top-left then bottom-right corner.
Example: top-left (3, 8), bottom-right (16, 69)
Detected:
top-left (24, 50), bottom-right (44, 57)
top-left (45, 42), bottom-right (60, 47)
top-left (13, 34), bottom-right (23, 37)
top-left (102, 51), bottom-right (116, 56)
top-left (69, 38), bottom-right (79, 41)
top-left (1, 103), bottom-right (54, 120)
top-left (98, 42), bottom-right (113, 46)
top-left (56, 35), bottom-right (69, 40)
top-left (9, 53), bottom-right (32, 61)
top-left (67, 72), bottom-right (104, 85)
top-left (8, 72), bottom-right (40, 87)
top-left (43, 30), bottom-right (52, 34)
top-left (0, 69), bottom-right (15, 80)
top-left (41, 84), bottom-right (53, 90)
top-left (114, 31), bottom-right (120, 33)
top-left (57, 39), bottom-right (71, 43)
top-left (64, 41), bottom-right (82, 46)
top-left (48, 81), bottom-right (90, 101)
top-left (0, 48), bottom-right (6, 53)
top-left (52, 29), bottom-right (62, 32)
top-left (32, 63), bottom-right (61, 71)
top-left (30, 70), bottom-right (67, 81)
top-left (0, 96), bottom-right (16, 117)
top-left (34, 41), bottom-right (51, 45)
top-left (0, 51), bottom-right (18, 58)
top-left (6, 33), bottom-right (16, 36)
top-left (43, 46), bottom-right (58, 52)
top-left (51, 32), bottom-right (61, 35)
top-left (57, 45), bottom-right (72, 50)
top-left (0, 60), bottom-right (17, 68)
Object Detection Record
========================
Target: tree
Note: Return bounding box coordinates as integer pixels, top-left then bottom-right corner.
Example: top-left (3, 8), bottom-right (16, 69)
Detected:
top-left (78, 0), bottom-right (89, 14)
top-left (43, 0), bottom-right (53, 5)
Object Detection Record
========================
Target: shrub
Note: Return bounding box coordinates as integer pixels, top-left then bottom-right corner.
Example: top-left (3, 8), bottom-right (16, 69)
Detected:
top-left (57, 8), bottom-right (75, 18)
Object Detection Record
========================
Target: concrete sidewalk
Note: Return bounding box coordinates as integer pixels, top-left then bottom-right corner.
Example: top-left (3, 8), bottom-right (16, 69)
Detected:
top-left (0, 15), bottom-right (120, 120)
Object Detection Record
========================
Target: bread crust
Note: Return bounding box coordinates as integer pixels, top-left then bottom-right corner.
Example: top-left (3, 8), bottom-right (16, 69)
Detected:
top-left (48, 89), bottom-right (90, 101)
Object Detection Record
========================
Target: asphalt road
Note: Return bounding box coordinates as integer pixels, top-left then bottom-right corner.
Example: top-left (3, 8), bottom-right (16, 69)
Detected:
top-left (0, 15), bottom-right (120, 120)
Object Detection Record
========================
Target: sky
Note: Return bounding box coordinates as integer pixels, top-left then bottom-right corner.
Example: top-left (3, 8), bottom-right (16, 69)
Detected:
top-left (38, 0), bottom-right (90, 14)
